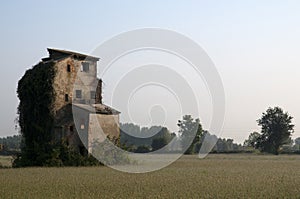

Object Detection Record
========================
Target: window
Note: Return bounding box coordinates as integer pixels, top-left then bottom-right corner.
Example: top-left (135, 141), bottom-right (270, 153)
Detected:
top-left (69, 126), bottom-right (74, 132)
top-left (81, 62), bottom-right (89, 72)
top-left (67, 64), bottom-right (71, 72)
top-left (80, 119), bottom-right (85, 130)
top-left (90, 91), bottom-right (96, 99)
top-left (65, 94), bottom-right (69, 102)
top-left (76, 90), bottom-right (82, 99)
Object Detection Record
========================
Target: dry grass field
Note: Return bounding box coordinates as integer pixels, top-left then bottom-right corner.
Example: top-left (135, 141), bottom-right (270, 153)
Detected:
top-left (0, 154), bottom-right (300, 198)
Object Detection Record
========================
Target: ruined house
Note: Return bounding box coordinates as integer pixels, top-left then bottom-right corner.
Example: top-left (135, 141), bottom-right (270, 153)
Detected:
top-left (19, 48), bottom-right (120, 156)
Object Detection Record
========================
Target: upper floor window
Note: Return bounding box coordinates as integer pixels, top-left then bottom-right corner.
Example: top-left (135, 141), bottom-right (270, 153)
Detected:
top-left (67, 64), bottom-right (71, 72)
top-left (65, 94), bottom-right (69, 102)
top-left (76, 90), bottom-right (82, 99)
top-left (90, 91), bottom-right (96, 99)
top-left (81, 62), bottom-right (89, 72)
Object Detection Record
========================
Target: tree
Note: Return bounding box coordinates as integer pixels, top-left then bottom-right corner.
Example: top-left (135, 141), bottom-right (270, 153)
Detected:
top-left (256, 107), bottom-right (294, 155)
top-left (120, 124), bottom-right (173, 150)
top-left (215, 138), bottom-right (232, 152)
top-left (295, 137), bottom-right (300, 146)
top-left (178, 115), bottom-right (203, 154)
top-left (244, 132), bottom-right (260, 148)
top-left (151, 127), bottom-right (173, 151)
top-left (151, 137), bottom-right (168, 151)
top-left (294, 137), bottom-right (300, 151)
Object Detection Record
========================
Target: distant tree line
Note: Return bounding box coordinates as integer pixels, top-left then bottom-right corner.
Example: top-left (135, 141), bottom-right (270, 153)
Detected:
top-left (120, 115), bottom-right (245, 154)
top-left (4, 106), bottom-right (299, 167)
top-left (0, 135), bottom-right (21, 155)
top-left (120, 107), bottom-right (299, 155)
top-left (120, 123), bottom-right (176, 153)
top-left (4, 107), bottom-right (299, 158)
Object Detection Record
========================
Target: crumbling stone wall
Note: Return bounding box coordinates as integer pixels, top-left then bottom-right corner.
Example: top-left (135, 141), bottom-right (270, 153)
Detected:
top-left (88, 114), bottom-right (120, 153)
top-left (52, 57), bottom-right (98, 113)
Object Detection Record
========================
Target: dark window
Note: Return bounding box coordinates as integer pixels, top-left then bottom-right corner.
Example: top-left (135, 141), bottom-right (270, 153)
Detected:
top-left (76, 90), bottom-right (82, 98)
top-left (76, 90), bottom-right (82, 99)
top-left (65, 94), bottom-right (69, 102)
top-left (90, 91), bottom-right (96, 99)
top-left (69, 126), bottom-right (74, 132)
top-left (81, 62), bottom-right (89, 72)
top-left (67, 64), bottom-right (71, 72)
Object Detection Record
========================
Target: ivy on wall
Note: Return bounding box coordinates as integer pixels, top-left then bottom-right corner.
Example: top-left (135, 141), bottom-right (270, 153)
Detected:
top-left (15, 61), bottom-right (101, 167)
top-left (16, 61), bottom-right (56, 166)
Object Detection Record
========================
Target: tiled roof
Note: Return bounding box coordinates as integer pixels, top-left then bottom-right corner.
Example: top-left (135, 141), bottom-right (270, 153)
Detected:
top-left (47, 48), bottom-right (100, 61)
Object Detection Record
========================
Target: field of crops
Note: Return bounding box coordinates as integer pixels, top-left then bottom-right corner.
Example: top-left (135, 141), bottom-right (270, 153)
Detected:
top-left (1, 154), bottom-right (300, 198)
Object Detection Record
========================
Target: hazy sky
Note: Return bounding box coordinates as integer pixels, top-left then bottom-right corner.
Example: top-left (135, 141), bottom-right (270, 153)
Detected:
top-left (1, 1), bottom-right (300, 143)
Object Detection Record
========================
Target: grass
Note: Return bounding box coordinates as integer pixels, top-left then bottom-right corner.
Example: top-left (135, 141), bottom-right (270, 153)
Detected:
top-left (0, 154), bottom-right (300, 198)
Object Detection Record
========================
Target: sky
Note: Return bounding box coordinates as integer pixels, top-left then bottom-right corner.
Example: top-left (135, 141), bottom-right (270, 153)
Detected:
top-left (1, 1), bottom-right (300, 143)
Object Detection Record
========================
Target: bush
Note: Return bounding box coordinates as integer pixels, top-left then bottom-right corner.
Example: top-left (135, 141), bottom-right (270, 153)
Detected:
top-left (13, 141), bottom-right (101, 167)
top-left (135, 145), bottom-right (150, 153)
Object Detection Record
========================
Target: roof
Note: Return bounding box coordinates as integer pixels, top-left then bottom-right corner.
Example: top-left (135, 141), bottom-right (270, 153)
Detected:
top-left (73, 103), bottom-right (120, 115)
top-left (47, 48), bottom-right (100, 61)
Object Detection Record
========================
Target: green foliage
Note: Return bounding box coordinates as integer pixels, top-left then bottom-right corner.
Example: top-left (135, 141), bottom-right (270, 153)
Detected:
top-left (0, 135), bottom-right (21, 155)
top-left (244, 132), bottom-right (260, 147)
top-left (120, 116), bottom-right (245, 154)
top-left (135, 145), bottom-right (150, 153)
top-left (13, 141), bottom-right (100, 167)
top-left (295, 137), bottom-right (300, 145)
top-left (16, 61), bottom-right (56, 166)
top-left (151, 127), bottom-right (174, 151)
top-left (178, 115), bottom-right (203, 154)
top-left (256, 107), bottom-right (294, 155)
top-left (120, 123), bottom-right (173, 152)
top-left (151, 137), bottom-right (168, 151)
top-left (294, 137), bottom-right (300, 151)
top-left (15, 62), bottom-right (109, 167)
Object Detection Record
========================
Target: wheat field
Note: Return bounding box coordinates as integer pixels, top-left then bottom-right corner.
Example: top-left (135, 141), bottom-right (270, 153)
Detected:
top-left (0, 154), bottom-right (300, 198)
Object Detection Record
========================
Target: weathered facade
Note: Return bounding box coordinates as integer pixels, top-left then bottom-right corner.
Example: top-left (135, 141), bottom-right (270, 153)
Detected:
top-left (42, 48), bottom-right (120, 154)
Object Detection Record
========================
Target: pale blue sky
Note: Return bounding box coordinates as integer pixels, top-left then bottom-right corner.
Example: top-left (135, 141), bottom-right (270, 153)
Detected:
top-left (1, 1), bottom-right (300, 143)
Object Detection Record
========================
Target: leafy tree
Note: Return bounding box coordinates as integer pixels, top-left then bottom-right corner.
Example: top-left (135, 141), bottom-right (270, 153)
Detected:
top-left (295, 137), bottom-right (300, 146)
top-left (215, 138), bottom-right (233, 152)
top-left (120, 124), bottom-right (173, 150)
top-left (151, 137), bottom-right (168, 151)
top-left (178, 115), bottom-right (203, 154)
top-left (196, 130), bottom-right (217, 153)
top-left (244, 132), bottom-right (260, 147)
top-left (256, 107), bottom-right (294, 155)
top-left (294, 137), bottom-right (300, 151)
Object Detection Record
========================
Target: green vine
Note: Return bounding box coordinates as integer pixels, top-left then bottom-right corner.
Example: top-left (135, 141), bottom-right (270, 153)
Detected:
top-left (16, 61), bottom-right (55, 166)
